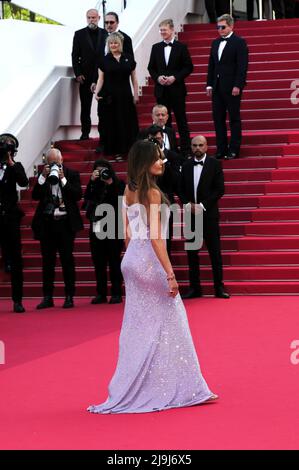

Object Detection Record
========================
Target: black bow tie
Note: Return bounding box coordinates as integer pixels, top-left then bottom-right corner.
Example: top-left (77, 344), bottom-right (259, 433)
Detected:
top-left (163, 42), bottom-right (173, 47)
top-left (193, 160), bottom-right (204, 166)
top-left (220, 37), bottom-right (230, 42)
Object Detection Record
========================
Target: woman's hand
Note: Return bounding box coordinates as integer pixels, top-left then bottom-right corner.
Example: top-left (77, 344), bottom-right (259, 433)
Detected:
top-left (133, 95), bottom-right (139, 104)
top-left (168, 277), bottom-right (179, 297)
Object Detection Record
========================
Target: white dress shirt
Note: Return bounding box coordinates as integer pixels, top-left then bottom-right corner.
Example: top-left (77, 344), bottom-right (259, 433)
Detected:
top-left (193, 154), bottom-right (206, 204)
top-left (162, 126), bottom-right (170, 149)
top-left (164, 38), bottom-right (174, 66)
top-left (218, 31), bottom-right (233, 61)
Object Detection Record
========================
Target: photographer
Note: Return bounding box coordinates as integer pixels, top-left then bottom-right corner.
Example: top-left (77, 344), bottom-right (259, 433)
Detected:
top-left (0, 133), bottom-right (28, 313)
top-left (83, 159), bottom-right (125, 304)
top-left (31, 148), bottom-right (83, 309)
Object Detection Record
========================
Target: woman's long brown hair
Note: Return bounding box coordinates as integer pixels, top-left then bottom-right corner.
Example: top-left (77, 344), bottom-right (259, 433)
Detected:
top-left (127, 140), bottom-right (169, 207)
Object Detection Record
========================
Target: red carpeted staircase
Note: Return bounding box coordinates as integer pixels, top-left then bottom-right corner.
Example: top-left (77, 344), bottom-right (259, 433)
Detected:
top-left (2, 19), bottom-right (299, 297)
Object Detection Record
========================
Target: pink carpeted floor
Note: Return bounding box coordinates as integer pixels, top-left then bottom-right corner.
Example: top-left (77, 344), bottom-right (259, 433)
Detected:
top-left (0, 296), bottom-right (298, 450)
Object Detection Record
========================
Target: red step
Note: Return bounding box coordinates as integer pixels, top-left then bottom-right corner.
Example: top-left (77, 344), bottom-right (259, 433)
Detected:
top-left (183, 19), bottom-right (299, 31)
top-left (17, 265), bottom-right (299, 283)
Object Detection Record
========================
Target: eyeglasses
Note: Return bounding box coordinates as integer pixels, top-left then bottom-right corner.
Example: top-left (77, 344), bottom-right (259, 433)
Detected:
top-left (105, 21), bottom-right (116, 25)
top-left (216, 25), bottom-right (226, 30)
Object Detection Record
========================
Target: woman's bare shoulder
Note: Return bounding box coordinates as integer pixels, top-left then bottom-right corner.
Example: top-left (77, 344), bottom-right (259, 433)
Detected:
top-left (147, 188), bottom-right (161, 203)
top-left (125, 185), bottom-right (139, 205)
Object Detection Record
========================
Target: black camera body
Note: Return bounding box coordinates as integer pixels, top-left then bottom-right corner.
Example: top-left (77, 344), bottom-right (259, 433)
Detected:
top-left (0, 133), bottom-right (19, 168)
top-left (43, 195), bottom-right (60, 216)
top-left (98, 167), bottom-right (112, 181)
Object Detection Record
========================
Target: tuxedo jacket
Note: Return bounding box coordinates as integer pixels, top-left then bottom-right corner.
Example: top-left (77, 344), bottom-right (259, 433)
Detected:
top-left (179, 155), bottom-right (225, 219)
top-left (163, 126), bottom-right (178, 152)
top-left (148, 40), bottom-right (194, 99)
top-left (0, 162), bottom-right (28, 217)
top-left (157, 162), bottom-right (180, 205)
top-left (31, 167), bottom-right (83, 240)
top-left (119, 30), bottom-right (134, 57)
top-left (72, 26), bottom-right (108, 83)
top-left (206, 33), bottom-right (248, 92)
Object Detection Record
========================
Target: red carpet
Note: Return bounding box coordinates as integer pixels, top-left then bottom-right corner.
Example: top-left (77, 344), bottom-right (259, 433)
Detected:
top-left (0, 296), bottom-right (298, 450)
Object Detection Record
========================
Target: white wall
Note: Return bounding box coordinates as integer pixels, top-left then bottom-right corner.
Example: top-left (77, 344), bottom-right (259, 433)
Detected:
top-left (0, 20), bottom-right (76, 173)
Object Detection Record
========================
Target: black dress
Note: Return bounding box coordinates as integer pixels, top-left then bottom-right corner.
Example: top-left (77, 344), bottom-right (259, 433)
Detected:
top-left (99, 53), bottom-right (139, 155)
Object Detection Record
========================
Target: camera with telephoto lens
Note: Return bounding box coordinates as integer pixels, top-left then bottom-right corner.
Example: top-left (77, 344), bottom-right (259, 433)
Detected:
top-left (0, 133), bottom-right (18, 169)
top-left (98, 167), bottom-right (112, 181)
top-left (48, 162), bottom-right (62, 185)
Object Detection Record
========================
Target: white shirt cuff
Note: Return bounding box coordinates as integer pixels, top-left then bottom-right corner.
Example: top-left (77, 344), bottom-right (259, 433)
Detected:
top-left (61, 177), bottom-right (67, 187)
top-left (38, 174), bottom-right (46, 185)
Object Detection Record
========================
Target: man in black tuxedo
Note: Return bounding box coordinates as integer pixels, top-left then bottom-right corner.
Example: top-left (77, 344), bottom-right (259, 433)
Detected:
top-left (206, 14), bottom-right (248, 160)
top-left (104, 11), bottom-right (134, 56)
top-left (148, 19), bottom-right (193, 157)
top-left (179, 135), bottom-right (229, 299)
top-left (72, 9), bottom-right (107, 140)
top-left (152, 104), bottom-right (178, 152)
top-left (0, 134), bottom-right (28, 313)
top-left (31, 148), bottom-right (83, 309)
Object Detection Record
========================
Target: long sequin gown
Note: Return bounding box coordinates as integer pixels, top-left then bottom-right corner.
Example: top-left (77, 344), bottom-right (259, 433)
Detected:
top-left (87, 203), bottom-right (214, 414)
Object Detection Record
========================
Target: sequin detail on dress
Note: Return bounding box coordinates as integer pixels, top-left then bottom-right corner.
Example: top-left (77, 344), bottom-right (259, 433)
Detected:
top-left (87, 202), bottom-right (214, 413)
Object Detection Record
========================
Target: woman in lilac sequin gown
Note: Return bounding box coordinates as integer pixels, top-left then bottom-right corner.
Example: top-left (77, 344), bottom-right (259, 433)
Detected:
top-left (87, 140), bottom-right (217, 414)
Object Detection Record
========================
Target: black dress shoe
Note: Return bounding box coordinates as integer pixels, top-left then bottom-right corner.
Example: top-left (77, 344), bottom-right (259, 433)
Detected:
top-left (181, 288), bottom-right (202, 299)
top-left (109, 295), bottom-right (122, 304)
top-left (36, 296), bottom-right (54, 310)
top-left (214, 152), bottom-right (227, 160)
top-left (13, 302), bottom-right (25, 313)
top-left (91, 295), bottom-right (107, 304)
top-left (226, 152), bottom-right (238, 160)
top-left (215, 288), bottom-right (230, 299)
top-left (63, 296), bottom-right (74, 308)
top-left (79, 133), bottom-right (89, 140)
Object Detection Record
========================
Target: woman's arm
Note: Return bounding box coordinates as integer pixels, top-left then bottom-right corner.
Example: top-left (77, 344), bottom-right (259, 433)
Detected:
top-left (148, 189), bottom-right (178, 297)
top-left (123, 210), bottom-right (131, 249)
top-left (94, 69), bottom-right (104, 100)
top-left (123, 186), bottom-right (131, 249)
top-left (130, 69), bottom-right (139, 104)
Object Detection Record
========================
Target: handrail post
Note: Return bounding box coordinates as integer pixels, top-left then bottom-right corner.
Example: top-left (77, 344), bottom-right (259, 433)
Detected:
top-left (258, 0), bottom-right (263, 20)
